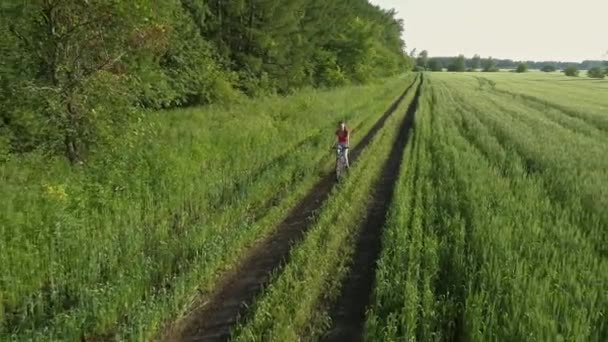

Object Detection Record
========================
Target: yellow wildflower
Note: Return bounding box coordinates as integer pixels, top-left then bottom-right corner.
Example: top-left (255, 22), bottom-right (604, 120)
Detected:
top-left (44, 184), bottom-right (68, 202)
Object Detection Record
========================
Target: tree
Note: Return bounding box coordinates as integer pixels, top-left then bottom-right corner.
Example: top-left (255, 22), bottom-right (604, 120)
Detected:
top-left (516, 63), bottom-right (528, 73)
top-left (541, 65), bottom-right (557, 72)
top-left (2, 0), bottom-right (410, 163)
top-left (564, 65), bottom-right (580, 77)
top-left (470, 54), bottom-right (481, 70)
top-left (415, 50), bottom-right (429, 70)
top-left (448, 55), bottom-right (466, 72)
top-left (4, 1), bottom-right (160, 162)
top-left (428, 59), bottom-right (443, 72)
top-left (588, 67), bottom-right (606, 79)
top-left (482, 57), bottom-right (499, 72)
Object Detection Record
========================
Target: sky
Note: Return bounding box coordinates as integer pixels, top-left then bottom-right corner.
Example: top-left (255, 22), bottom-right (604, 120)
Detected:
top-left (369, 0), bottom-right (608, 62)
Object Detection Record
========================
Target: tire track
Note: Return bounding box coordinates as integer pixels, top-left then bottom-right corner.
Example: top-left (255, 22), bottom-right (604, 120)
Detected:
top-left (163, 76), bottom-right (420, 342)
top-left (323, 76), bottom-right (423, 342)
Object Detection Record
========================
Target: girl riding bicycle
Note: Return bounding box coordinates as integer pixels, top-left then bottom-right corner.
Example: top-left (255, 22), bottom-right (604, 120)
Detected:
top-left (335, 121), bottom-right (350, 168)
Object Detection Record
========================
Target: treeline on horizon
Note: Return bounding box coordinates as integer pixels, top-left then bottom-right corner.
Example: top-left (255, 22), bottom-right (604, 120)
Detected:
top-left (412, 50), bottom-right (607, 72)
top-left (429, 56), bottom-right (606, 70)
top-left (0, 0), bottom-right (409, 163)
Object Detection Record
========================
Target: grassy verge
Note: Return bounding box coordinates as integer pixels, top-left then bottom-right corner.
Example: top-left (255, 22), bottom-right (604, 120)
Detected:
top-left (231, 77), bottom-right (420, 341)
top-left (0, 76), bottom-right (416, 341)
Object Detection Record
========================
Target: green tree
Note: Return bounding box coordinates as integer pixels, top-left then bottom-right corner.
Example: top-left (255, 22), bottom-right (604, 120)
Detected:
top-left (516, 63), bottom-right (528, 73)
top-left (1, 0), bottom-right (410, 163)
top-left (428, 59), bottom-right (443, 72)
top-left (564, 65), bottom-right (580, 76)
top-left (416, 50), bottom-right (429, 70)
top-left (470, 54), bottom-right (481, 70)
top-left (448, 55), bottom-right (466, 72)
top-left (587, 66), bottom-right (605, 79)
top-left (4, 1), bottom-right (161, 162)
top-left (482, 57), bottom-right (499, 72)
top-left (541, 65), bottom-right (557, 72)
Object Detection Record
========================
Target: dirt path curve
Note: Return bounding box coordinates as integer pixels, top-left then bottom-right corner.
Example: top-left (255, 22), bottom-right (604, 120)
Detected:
top-left (323, 76), bottom-right (423, 342)
top-left (164, 76), bottom-right (420, 342)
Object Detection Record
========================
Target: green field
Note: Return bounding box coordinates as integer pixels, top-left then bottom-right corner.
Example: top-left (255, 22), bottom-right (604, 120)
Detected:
top-left (228, 71), bottom-right (608, 341)
top-left (2, 71), bottom-right (607, 341)
top-left (0, 76), bottom-right (414, 340)
top-left (365, 71), bottom-right (608, 341)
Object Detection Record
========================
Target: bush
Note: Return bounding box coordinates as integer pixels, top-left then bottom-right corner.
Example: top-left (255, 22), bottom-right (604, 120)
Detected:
top-left (564, 66), bottom-right (580, 77)
top-left (516, 63), bottom-right (528, 73)
top-left (587, 67), bottom-right (606, 79)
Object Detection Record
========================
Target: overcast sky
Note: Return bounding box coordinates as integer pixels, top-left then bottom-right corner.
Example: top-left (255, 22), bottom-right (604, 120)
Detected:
top-left (369, 0), bottom-right (608, 62)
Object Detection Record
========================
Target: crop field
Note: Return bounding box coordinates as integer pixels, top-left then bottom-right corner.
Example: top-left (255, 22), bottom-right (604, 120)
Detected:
top-left (366, 72), bottom-right (608, 341)
top-left (2, 71), bottom-right (607, 342)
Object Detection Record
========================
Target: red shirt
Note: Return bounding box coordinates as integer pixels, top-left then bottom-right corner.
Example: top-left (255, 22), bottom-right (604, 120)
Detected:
top-left (336, 129), bottom-right (349, 143)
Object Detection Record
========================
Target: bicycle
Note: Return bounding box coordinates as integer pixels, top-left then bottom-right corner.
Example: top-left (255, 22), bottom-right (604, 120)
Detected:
top-left (335, 144), bottom-right (349, 181)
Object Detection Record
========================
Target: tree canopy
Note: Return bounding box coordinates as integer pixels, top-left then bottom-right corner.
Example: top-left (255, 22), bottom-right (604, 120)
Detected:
top-left (427, 55), bottom-right (607, 71)
top-left (516, 63), bottom-right (528, 73)
top-left (587, 66), bottom-right (606, 79)
top-left (447, 55), bottom-right (466, 72)
top-left (482, 57), bottom-right (499, 72)
top-left (541, 65), bottom-right (557, 72)
top-left (428, 59), bottom-right (443, 72)
top-left (1, 0), bottom-right (410, 162)
top-left (564, 65), bottom-right (580, 77)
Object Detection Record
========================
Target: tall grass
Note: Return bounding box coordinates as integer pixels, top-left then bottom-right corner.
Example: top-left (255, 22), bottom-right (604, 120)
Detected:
top-left (365, 73), bottom-right (608, 341)
top-left (232, 77), bottom-right (420, 342)
top-left (0, 76), bottom-right (414, 341)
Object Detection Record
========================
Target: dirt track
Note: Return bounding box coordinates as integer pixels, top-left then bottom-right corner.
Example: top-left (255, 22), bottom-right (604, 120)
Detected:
top-left (164, 76), bottom-right (419, 342)
top-left (323, 76), bottom-right (422, 342)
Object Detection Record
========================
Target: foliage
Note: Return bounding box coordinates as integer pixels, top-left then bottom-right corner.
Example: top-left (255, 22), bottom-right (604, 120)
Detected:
top-left (447, 55), bottom-right (466, 72)
top-left (564, 65), bottom-right (580, 76)
top-left (416, 50), bottom-right (429, 70)
top-left (482, 57), bottom-right (499, 72)
top-left (587, 66), bottom-right (606, 79)
top-left (1, 0), bottom-right (409, 162)
top-left (515, 62), bottom-right (528, 73)
top-left (470, 54), bottom-right (481, 69)
top-left (428, 59), bottom-right (443, 72)
top-left (1, 1), bottom-right (155, 162)
top-left (541, 65), bottom-right (557, 72)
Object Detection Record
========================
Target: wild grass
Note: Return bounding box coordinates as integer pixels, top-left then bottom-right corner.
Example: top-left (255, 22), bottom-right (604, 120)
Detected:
top-left (365, 72), bottom-right (608, 341)
top-left (231, 77), bottom-right (420, 342)
top-left (0, 76), bottom-right (413, 341)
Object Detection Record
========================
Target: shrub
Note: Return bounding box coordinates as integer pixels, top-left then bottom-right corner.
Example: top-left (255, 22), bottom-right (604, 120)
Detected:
top-left (516, 63), bottom-right (528, 73)
top-left (564, 66), bottom-right (580, 77)
top-left (587, 67), bottom-right (606, 79)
